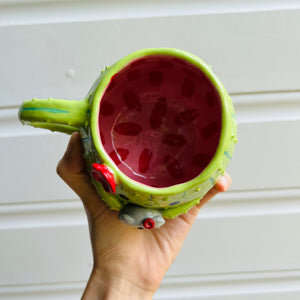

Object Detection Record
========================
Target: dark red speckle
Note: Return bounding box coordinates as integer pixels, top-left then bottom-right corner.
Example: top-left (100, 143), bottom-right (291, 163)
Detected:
top-left (181, 78), bottom-right (195, 97)
top-left (149, 70), bottom-right (163, 86)
top-left (114, 122), bottom-right (142, 136)
top-left (109, 148), bottom-right (129, 165)
top-left (164, 155), bottom-right (184, 179)
top-left (139, 148), bottom-right (153, 173)
top-left (163, 134), bottom-right (186, 147)
top-left (175, 109), bottom-right (199, 126)
top-left (123, 90), bottom-right (141, 111)
top-left (149, 97), bottom-right (167, 129)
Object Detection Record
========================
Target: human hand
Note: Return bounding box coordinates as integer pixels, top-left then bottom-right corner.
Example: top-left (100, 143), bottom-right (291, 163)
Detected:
top-left (57, 132), bottom-right (232, 300)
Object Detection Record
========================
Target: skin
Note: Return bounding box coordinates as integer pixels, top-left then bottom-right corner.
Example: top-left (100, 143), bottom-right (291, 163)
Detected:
top-left (56, 132), bottom-right (232, 300)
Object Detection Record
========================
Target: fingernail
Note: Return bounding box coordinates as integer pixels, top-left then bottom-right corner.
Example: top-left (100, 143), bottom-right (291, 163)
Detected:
top-left (219, 175), bottom-right (228, 185)
top-left (217, 175), bottom-right (230, 192)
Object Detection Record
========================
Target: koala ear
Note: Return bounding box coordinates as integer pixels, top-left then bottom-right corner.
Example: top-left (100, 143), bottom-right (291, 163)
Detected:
top-left (152, 215), bottom-right (165, 229)
top-left (119, 213), bottom-right (135, 226)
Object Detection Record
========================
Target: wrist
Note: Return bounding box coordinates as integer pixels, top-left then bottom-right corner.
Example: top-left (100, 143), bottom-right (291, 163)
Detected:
top-left (82, 267), bottom-right (155, 300)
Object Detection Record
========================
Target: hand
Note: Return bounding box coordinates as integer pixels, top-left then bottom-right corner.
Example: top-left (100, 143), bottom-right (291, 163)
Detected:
top-left (57, 132), bottom-right (232, 300)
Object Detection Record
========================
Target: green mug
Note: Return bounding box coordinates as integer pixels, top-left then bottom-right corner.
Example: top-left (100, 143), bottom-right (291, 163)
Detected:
top-left (19, 48), bottom-right (237, 229)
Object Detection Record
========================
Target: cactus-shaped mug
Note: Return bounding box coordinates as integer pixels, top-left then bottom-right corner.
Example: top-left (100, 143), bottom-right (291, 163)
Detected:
top-left (19, 48), bottom-right (237, 229)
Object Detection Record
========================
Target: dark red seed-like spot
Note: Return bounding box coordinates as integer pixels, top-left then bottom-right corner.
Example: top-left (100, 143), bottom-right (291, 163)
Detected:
top-left (206, 91), bottom-right (216, 107)
top-left (100, 101), bottom-right (115, 116)
top-left (100, 131), bottom-right (105, 145)
top-left (202, 121), bottom-right (219, 138)
top-left (164, 155), bottom-right (184, 179)
top-left (123, 90), bottom-right (141, 111)
top-left (175, 109), bottom-right (199, 125)
top-left (127, 69), bottom-right (140, 81)
top-left (181, 78), bottom-right (195, 97)
top-left (109, 148), bottom-right (129, 165)
top-left (114, 122), bottom-right (142, 136)
top-left (149, 71), bottom-right (163, 86)
top-left (139, 148), bottom-right (153, 173)
top-left (149, 97), bottom-right (167, 129)
top-left (163, 134), bottom-right (186, 147)
top-left (192, 153), bottom-right (212, 168)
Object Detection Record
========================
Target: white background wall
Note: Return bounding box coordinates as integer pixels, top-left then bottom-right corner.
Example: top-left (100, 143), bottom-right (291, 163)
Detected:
top-left (1, 0), bottom-right (300, 299)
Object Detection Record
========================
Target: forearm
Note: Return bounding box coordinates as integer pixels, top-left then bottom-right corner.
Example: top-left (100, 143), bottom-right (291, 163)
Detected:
top-left (81, 268), bottom-right (155, 300)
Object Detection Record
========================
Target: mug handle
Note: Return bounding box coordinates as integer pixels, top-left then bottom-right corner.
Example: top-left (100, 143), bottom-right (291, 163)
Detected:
top-left (19, 98), bottom-right (89, 134)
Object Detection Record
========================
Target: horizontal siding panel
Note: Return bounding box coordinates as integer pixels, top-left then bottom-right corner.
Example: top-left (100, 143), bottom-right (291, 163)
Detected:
top-left (0, 283), bottom-right (84, 300)
top-left (1, 188), bottom-right (300, 229)
top-left (228, 119), bottom-right (300, 191)
top-left (0, 9), bottom-right (300, 108)
top-left (1, 118), bottom-right (299, 204)
top-left (4, 91), bottom-right (299, 137)
top-left (1, 211), bottom-right (300, 284)
top-left (1, 1), bottom-right (300, 26)
top-left (0, 200), bottom-right (86, 230)
top-left (204, 188), bottom-right (300, 219)
top-left (157, 270), bottom-right (300, 299)
top-left (0, 225), bottom-right (92, 285)
top-left (1, 270), bottom-right (300, 299)
top-left (0, 133), bottom-right (75, 204)
top-left (168, 212), bottom-right (300, 276)
top-left (233, 92), bottom-right (300, 124)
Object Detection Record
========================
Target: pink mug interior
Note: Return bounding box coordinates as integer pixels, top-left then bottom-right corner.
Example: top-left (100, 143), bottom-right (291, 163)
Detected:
top-left (98, 55), bottom-right (222, 188)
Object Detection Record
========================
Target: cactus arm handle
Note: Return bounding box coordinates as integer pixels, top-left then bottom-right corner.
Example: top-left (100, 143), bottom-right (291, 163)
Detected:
top-left (19, 98), bottom-right (90, 134)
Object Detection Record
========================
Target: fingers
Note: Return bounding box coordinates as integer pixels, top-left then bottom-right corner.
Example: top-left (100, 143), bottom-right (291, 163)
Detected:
top-left (57, 132), bottom-right (86, 175)
top-left (57, 132), bottom-right (105, 216)
top-left (215, 173), bottom-right (232, 193)
top-left (201, 172), bottom-right (232, 207)
top-left (182, 173), bottom-right (231, 223)
top-left (197, 172), bottom-right (232, 209)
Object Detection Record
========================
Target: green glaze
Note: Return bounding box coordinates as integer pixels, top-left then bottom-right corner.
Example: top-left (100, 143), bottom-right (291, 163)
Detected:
top-left (19, 98), bottom-right (89, 134)
top-left (19, 48), bottom-right (237, 223)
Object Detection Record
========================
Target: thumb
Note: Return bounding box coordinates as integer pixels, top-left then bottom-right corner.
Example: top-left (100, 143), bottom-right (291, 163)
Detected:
top-left (57, 132), bottom-right (86, 175)
top-left (57, 132), bottom-right (105, 217)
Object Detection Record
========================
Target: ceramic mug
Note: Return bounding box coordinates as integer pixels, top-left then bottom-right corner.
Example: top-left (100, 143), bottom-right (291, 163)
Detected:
top-left (19, 48), bottom-right (237, 229)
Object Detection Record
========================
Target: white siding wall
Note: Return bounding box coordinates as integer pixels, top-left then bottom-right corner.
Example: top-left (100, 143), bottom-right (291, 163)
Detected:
top-left (1, 0), bottom-right (300, 299)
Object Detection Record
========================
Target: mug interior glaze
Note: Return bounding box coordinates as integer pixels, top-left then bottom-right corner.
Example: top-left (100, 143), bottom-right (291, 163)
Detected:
top-left (97, 54), bottom-right (222, 188)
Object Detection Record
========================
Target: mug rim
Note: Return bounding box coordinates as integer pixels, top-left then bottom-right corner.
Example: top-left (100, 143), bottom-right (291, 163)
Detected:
top-left (91, 48), bottom-right (230, 194)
